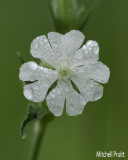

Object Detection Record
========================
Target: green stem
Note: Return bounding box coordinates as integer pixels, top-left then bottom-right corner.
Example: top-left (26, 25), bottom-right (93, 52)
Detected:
top-left (29, 120), bottom-right (48, 160)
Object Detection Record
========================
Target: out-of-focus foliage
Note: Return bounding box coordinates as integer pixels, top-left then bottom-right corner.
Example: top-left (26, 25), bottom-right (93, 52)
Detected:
top-left (47, 0), bottom-right (100, 33)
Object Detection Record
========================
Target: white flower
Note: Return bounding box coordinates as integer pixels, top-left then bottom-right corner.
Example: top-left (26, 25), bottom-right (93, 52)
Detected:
top-left (19, 30), bottom-right (110, 116)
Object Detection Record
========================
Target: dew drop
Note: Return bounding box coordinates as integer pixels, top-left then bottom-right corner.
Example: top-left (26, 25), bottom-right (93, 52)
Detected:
top-left (83, 45), bottom-right (87, 50)
top-left (28, 62), bottom-right (37, 70)
top-left (24, 88), bottom-right (33, 100)
top-left (86, 41), bottom-right (92, 45)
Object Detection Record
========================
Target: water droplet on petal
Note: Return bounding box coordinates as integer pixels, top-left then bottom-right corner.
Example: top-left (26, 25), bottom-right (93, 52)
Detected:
top-left (83, 45), bottom-right (87, 50)
top-left (28, 62), bottom-right (37, 70)
top-left (24, 88), bottom-right (33, 100)
top-left (86, 40), bottom-right (93, 46)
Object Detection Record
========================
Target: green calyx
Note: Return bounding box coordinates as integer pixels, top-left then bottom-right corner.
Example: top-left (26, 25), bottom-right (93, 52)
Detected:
top-left (46, 0), bottom-right (101, 33)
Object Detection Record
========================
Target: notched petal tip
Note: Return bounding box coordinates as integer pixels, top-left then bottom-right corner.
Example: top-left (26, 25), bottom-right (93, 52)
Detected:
top-left (30, 35), bottom-right (56, 67)
top-left (66, 30), bottom-right (85, 40)
top-left (65, 81), bottom-right (86, 116)
top-left (72, 76), bottom-right (104, 102)
top-left (19, 61), bottom-right (39, 81)
top-left (47, 30), bottom-right (85, 63)
top-left (48, 31), bottom-right (63, 37)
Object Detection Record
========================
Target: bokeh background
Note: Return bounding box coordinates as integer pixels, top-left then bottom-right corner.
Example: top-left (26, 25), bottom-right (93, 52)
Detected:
top-left (0, 0), bottom-right (128, 159)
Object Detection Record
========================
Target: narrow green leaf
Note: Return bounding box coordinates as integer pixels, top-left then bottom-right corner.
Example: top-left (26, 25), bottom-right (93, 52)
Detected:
top-left (21, 104), bottom-right (40, 139)
top-left (21, 104), bottom-right (54, 139)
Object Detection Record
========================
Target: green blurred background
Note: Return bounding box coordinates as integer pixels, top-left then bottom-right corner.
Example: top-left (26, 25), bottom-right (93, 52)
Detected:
top-left (0, 0), bottom-right (128, 159)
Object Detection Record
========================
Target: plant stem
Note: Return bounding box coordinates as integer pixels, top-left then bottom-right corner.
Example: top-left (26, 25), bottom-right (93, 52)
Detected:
top-left (29, 120), bottom-right (48, 160)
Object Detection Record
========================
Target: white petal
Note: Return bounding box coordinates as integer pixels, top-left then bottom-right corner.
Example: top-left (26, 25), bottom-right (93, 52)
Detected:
top-left (73, 40), bottom-right (99, 67)
top-left (48, 30), bottom-right (85, 62)
top-left (75, 62), bottom-right (110, 84)
top-left (46, 81), bottom-right (66, 116)
top-left (64, 30), bottom-right (85, 55)
top-left (48, 32), bottom-right (64, 59)
top-left (65, 81), bottom-right (86, 116)
top-left (23, 74), bottom-right (57, 102)
top-left (47, 80), bottom-right (86, 116)
top-left (19, 61), bottom-right (57, 82)
top-left (30, 35), bottom-right (56, 67)
top-left (72, 77), bottom-right (103, 102)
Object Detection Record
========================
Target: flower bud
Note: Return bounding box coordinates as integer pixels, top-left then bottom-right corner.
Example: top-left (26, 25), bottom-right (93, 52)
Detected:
top-left (47, 0), bottom-right (100, 33)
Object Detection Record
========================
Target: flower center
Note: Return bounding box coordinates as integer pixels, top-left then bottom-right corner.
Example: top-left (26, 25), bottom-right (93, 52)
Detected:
top-left (56, 61), bottom-right (73, 80)
top-left (59, 68), bottom-right (71, 79)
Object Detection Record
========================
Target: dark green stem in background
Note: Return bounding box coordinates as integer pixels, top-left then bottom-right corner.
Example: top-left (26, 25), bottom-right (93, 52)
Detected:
top-left (29, 120), bottom-right (48, 160)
